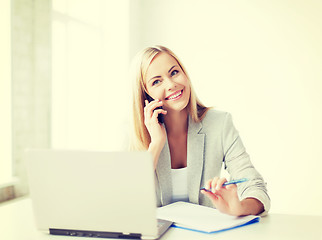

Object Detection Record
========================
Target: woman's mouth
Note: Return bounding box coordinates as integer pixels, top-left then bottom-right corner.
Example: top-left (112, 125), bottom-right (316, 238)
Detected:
top-left (165, 90), bottom-right (183, 101)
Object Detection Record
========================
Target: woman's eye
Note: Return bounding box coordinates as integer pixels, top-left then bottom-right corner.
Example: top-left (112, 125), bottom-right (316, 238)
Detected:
top-left (152, 79), bottom-right (160, 86)
top-left (171, 70), bottom-right (179, 77)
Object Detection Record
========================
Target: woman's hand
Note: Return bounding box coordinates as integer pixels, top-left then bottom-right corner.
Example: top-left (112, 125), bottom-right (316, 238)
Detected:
top-left (201, 177), bottom-right (265, 216)
top-left (144, 99), bottom-right (167, 169)
top-left (201, 177), bottom-right (244, 216)
top-left (144, 99), bottom-right (167, 144)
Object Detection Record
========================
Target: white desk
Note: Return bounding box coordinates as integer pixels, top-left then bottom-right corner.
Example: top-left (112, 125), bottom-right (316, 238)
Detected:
top-left (1, 197), bottom-right (322, 240)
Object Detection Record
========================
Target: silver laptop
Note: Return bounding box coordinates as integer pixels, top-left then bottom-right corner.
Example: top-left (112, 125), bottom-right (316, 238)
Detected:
top-left (25, 149), bottom-right (172, 239)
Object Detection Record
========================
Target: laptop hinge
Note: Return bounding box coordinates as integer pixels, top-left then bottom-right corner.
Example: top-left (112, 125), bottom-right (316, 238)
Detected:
top-left (49, 228), bottom-right (142, 239)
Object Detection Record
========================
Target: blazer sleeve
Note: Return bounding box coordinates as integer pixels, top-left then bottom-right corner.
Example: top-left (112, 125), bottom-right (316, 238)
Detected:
top-left (222, 113), bottom-right (271, 215)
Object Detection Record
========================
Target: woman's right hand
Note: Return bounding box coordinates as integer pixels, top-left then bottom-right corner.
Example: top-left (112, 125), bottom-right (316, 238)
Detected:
top-left (144, 99), bottom-right (167, 146)
top-left (144, 99), bottom-right (167, 169)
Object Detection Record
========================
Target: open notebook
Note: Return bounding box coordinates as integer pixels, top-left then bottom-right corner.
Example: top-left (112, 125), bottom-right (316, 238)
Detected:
top-left (157, 201), bottom-right (260, 234)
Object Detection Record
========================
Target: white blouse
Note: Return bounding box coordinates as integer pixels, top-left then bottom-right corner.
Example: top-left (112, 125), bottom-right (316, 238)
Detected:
top-left (171, 167), bottom-right (189, 202)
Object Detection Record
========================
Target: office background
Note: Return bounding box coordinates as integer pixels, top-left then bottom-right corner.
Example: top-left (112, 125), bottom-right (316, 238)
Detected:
top-left (1, 0), bottom-right (321, 216)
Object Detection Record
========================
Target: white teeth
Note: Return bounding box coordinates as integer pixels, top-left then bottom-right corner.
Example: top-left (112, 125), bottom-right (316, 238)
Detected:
top-left (168, 91), bottom-right (182, 100)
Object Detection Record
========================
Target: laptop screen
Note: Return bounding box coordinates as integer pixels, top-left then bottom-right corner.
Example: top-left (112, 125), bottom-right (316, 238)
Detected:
top-left (26, 150), bottom-right (160, 238)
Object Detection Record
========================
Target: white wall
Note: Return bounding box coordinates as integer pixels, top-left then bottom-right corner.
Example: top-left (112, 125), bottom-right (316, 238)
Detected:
top-left (130, 0), bottom-right (322, 215)
top-left (0, 0), bottom-right (12, 184)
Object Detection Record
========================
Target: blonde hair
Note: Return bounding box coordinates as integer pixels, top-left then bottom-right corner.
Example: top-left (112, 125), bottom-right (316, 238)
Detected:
top-left (129, 45), bottom-right (210, 150)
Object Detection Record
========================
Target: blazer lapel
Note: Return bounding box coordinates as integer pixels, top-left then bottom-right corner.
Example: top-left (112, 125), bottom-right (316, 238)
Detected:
top-left (155, 136), bottom-right (172, 206)
top-left (187, 116), bottom-right (205, 204)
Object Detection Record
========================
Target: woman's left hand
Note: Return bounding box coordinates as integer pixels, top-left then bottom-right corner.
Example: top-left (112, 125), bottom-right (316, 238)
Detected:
top-left (201, 177), bottom-right (244, 216)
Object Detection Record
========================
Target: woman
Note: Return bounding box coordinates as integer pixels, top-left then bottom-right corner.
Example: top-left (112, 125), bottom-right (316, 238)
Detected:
top-left (130, 45), bottom-right (270, 216)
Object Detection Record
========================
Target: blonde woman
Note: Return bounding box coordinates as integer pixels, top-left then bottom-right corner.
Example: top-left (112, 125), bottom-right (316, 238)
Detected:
top-left (130, 45), bottom-right (270, 216)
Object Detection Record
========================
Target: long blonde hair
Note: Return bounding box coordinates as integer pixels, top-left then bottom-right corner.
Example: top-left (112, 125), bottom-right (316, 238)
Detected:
top-left (129, 45), bottom-right (210, 150)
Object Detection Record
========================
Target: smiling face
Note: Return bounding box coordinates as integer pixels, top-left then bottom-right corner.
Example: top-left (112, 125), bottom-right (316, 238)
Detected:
top-left (145, 52), bottom-right (191, 113)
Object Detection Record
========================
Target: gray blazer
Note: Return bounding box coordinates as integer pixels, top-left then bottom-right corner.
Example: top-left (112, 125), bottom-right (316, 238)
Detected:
top-left (155, 109), bottom-right (270, 214)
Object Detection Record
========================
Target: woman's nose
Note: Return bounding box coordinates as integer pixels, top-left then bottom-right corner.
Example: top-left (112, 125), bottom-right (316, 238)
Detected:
top-left (164, 77), bottom-right (177, 91)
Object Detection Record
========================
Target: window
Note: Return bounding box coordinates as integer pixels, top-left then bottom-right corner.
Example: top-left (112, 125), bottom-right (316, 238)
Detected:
top-left (51, 0), bottom-right (130, 151)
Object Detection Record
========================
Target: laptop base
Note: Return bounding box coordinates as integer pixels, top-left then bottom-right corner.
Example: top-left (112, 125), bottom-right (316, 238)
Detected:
top-left (50, 228), bottom-right (141, 239)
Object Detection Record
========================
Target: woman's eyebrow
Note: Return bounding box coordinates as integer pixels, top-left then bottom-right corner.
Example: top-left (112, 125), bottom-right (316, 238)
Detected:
top-left (148, 75), bottom-right (161, 83)
top-left (168, 65), bottom-right (178, 73)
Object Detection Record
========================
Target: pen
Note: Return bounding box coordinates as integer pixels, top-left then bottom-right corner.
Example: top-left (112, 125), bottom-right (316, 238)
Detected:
top-left (200, 178), bottom-right (248, 192)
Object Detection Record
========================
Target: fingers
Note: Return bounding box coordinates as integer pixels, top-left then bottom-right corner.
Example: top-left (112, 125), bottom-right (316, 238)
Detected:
top-left (201, 177), bottom-right (242, 215)
top-left (201, 177), bottom-right (228, 194)
top-left (152, 109), bottom-right (167, 117)
top-left (144, 99), bottom-right (163, 116)
top-left (201, 177), bottom-right (227, 207)
top-left (210, 177), bottom-right (227, 193)
top-left (201, 179), bottom-right (219, 199)
top-left (201, 189), bottom-right (219, 201)
top-left (216, 177), bottom-right (228, 191)
top-left (205, 178), bottom-right (214, 191)
top-left (201, 178), bottom-right (225, 210)
top-left (144, 100), bottom-right (166, 124)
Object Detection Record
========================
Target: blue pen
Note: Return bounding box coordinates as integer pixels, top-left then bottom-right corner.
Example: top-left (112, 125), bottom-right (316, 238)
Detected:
top-left (200, 178), bottom-right (248, 192)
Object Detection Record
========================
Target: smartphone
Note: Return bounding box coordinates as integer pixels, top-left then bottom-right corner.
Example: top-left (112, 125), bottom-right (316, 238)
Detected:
top-left (145, 92), bottom-right (164, 124)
